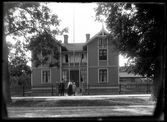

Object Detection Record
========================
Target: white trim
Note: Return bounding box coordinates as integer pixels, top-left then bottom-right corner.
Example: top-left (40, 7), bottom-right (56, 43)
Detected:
top-left (98, 68), bottom-right (108, 84)
top-left (32, 67), bottom-right (58, 69)
top-left (97, 40), bottom-right (99, 66)
top-left (31, 72), bottom-right (33, 86)
top-left (79, 68), bottom-right (81, 88)
top-left (87, 45), bottom-right (89, 88)
top-left (89, 86), bottom-right (119, 89)
top-left (60, 46), bottom-right (62, 83)
top-left (32, 65), bottom-right (118, 70)
top-left (69, 68), bottom-right (70, 81)
top-left (31, 87), bottom-right (55, 90)
top-left (107, 44), bottom-right (109, 66)
top-left (41, 69), bottom-right (52, 84)
top-left (84, 27), bottom-right (109, 46)
top-left (89, 65), bottom-right (118, 68)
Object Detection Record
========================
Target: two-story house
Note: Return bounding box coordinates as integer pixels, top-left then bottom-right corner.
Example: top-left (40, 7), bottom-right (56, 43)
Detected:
top-left (31, 26), bottom-right (119, 95)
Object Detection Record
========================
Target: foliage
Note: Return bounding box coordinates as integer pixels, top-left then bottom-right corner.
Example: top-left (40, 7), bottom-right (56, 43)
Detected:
top-left (27, 31), bottom-right (61, 67)
top-left (7, 33), bottom-right (31, 87)
top-left (10, 74), bottom-right (31, 87)
top-left (4, 2), bottom-right (68, 67)
top-left (95, 3), bottom-right (164, 78)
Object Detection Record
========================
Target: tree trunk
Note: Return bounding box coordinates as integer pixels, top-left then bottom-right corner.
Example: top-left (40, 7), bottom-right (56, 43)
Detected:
top-left (150, 72), bottom-right (162, 101)
top-left (2, 33), bottom-right (12, 104)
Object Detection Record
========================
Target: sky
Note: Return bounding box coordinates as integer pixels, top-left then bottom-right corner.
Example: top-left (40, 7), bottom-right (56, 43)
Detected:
top-left (48, 2), bottom-right (128, 66)
top-left (7, 2), bottom-right (128, 66)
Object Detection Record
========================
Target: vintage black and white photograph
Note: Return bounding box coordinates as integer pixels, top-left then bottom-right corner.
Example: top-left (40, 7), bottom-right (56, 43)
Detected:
top-left (2, 2), bottom-right (165, 120)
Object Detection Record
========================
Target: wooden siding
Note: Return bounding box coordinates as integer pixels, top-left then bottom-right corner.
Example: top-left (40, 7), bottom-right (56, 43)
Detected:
top-left (88, 38), bottom-right (98, 66)
top-left (108, 67), bottom-right (119, 86)
top-left (51, 68), bottom-right (60, 83)
top-left (32, 69), bottom-right (41, 86)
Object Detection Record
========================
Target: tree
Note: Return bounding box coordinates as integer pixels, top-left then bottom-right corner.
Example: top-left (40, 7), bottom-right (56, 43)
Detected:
top-left (3, 2), bottom-right (68, 103)
top-left (27, 31), bottom-right (62, 68)
top-left (95, 2), bottom-right (165, 101)
top-left (7, 41), bottom-right (31, 86)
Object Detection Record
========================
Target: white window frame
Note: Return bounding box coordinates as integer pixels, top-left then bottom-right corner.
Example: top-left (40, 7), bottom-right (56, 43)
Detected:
top-left (98, 48), bottom-right (108, 61)
top-left (98, 68), bottom-right (108, 83)
top-left (41, 69), bottom-right (51, 84)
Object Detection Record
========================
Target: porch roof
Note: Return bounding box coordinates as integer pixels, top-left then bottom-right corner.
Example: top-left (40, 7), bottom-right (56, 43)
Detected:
top-left (63, 43), bottom-right (85, 51)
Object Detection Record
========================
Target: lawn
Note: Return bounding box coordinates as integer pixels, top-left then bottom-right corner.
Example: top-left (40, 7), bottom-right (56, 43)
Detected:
top-left (7, 97), bottom-right (154, 107)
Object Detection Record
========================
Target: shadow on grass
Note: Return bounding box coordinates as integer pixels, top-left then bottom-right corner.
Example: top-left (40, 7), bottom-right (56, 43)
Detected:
top-left (7, 97), bottom-right (150, 107)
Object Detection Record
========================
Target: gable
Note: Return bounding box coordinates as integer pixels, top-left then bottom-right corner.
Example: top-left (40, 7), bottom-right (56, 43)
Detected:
top-left (83, 26), bottom-right (109, 47)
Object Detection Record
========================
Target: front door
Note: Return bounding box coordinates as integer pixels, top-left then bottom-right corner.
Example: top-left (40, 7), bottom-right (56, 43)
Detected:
top-left (70, 70), bottom-right (79, 87)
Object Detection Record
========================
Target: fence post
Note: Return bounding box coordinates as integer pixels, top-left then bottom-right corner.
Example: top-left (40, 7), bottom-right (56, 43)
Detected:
top-left (55, 82), bottom-right (59, 96)
top-left (87, 84), bottom-right (89, 95)
top-left (51, 85), bottom-right (53, 96)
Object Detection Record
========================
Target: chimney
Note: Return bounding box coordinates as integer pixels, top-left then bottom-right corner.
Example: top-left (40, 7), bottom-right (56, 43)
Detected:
top-left (86, 34), bottom-right (90, 42)
top-left (64, 35), bottom-right (68, 44)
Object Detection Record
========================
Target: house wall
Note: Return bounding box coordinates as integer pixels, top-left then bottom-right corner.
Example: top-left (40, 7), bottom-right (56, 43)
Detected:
top-left (32, 69), bottom-right (41, 86)
top-left (88, 68), bottom-right (98, 86)
top-left (31, 45), bottom-right (61, 88)
top-left (88, 38), bottom-right (98, 66)
top-left (108, 67), bottom-right (119, 86)
top-left (87, 37), bottom-right (119, 90)
top-left (32, 68), bottom-right (60, 87)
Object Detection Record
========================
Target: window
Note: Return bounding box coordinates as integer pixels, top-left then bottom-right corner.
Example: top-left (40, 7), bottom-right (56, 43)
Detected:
top-left (99, 69), bottom-right (108, 83)
top-left (42, 70), bottom-right (51, 83)
top-left (99, 49), bottom-right (107, 60)
top-left (62, 70), bottom-right (69, 82)
top-left (65, 54), bottom-right (68, 63)
top-left (80, 70), bottom-right (87, 83)
top-left (98, 38), bottom-right (108, 47)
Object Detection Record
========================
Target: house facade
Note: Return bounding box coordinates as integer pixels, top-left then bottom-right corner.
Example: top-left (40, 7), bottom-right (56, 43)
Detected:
top-left (31, 26), bottom-right (119, 94)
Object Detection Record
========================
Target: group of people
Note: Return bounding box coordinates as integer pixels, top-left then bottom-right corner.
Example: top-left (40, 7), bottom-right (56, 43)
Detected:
top-left (59, 79), bottom-right (76, 96)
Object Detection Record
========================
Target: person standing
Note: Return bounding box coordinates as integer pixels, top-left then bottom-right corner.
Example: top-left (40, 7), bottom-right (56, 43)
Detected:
top-left (58, 82), bottom-right (61, 96)
top-left (72, 82), bottom-right (76, 96)
top-left (60, 79), bottom-right (65, 96)
top-left (67, 80), bottom-right (73, 96)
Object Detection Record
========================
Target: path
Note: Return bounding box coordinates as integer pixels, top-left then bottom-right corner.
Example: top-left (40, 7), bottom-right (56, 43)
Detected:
top-left (7, 94), bottom-right (156, 119)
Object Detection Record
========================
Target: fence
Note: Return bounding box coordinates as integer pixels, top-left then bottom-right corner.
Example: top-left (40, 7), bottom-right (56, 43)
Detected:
top-left (86, 82), bottom-right (153, 95)
top-left (10, 85), bottom-right (31, 97)
top-left (118, 82), bottom-right (153, 94)
top-left (10, 83), bottom-right (153, 97)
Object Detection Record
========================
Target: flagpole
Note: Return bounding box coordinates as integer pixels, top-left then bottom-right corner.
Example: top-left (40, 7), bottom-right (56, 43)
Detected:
top-left (73, 6), bottom-right (75, 68)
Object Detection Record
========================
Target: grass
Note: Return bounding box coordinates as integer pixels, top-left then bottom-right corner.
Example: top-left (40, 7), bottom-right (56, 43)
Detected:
top-left (7, 97), bottom-right (152, 107)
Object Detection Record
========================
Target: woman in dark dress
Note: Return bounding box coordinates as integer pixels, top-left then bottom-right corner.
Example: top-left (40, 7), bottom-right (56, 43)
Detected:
top-left (67, 80), bottom-right (73, 96)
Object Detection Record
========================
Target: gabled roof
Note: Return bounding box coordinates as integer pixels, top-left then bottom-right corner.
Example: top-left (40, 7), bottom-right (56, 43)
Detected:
top-left (63, 43), bottom-right (85, 51)
top-left (119, 72), bottom-right (144, 78)
top-left (83, 25), bottom-right (109, 47)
